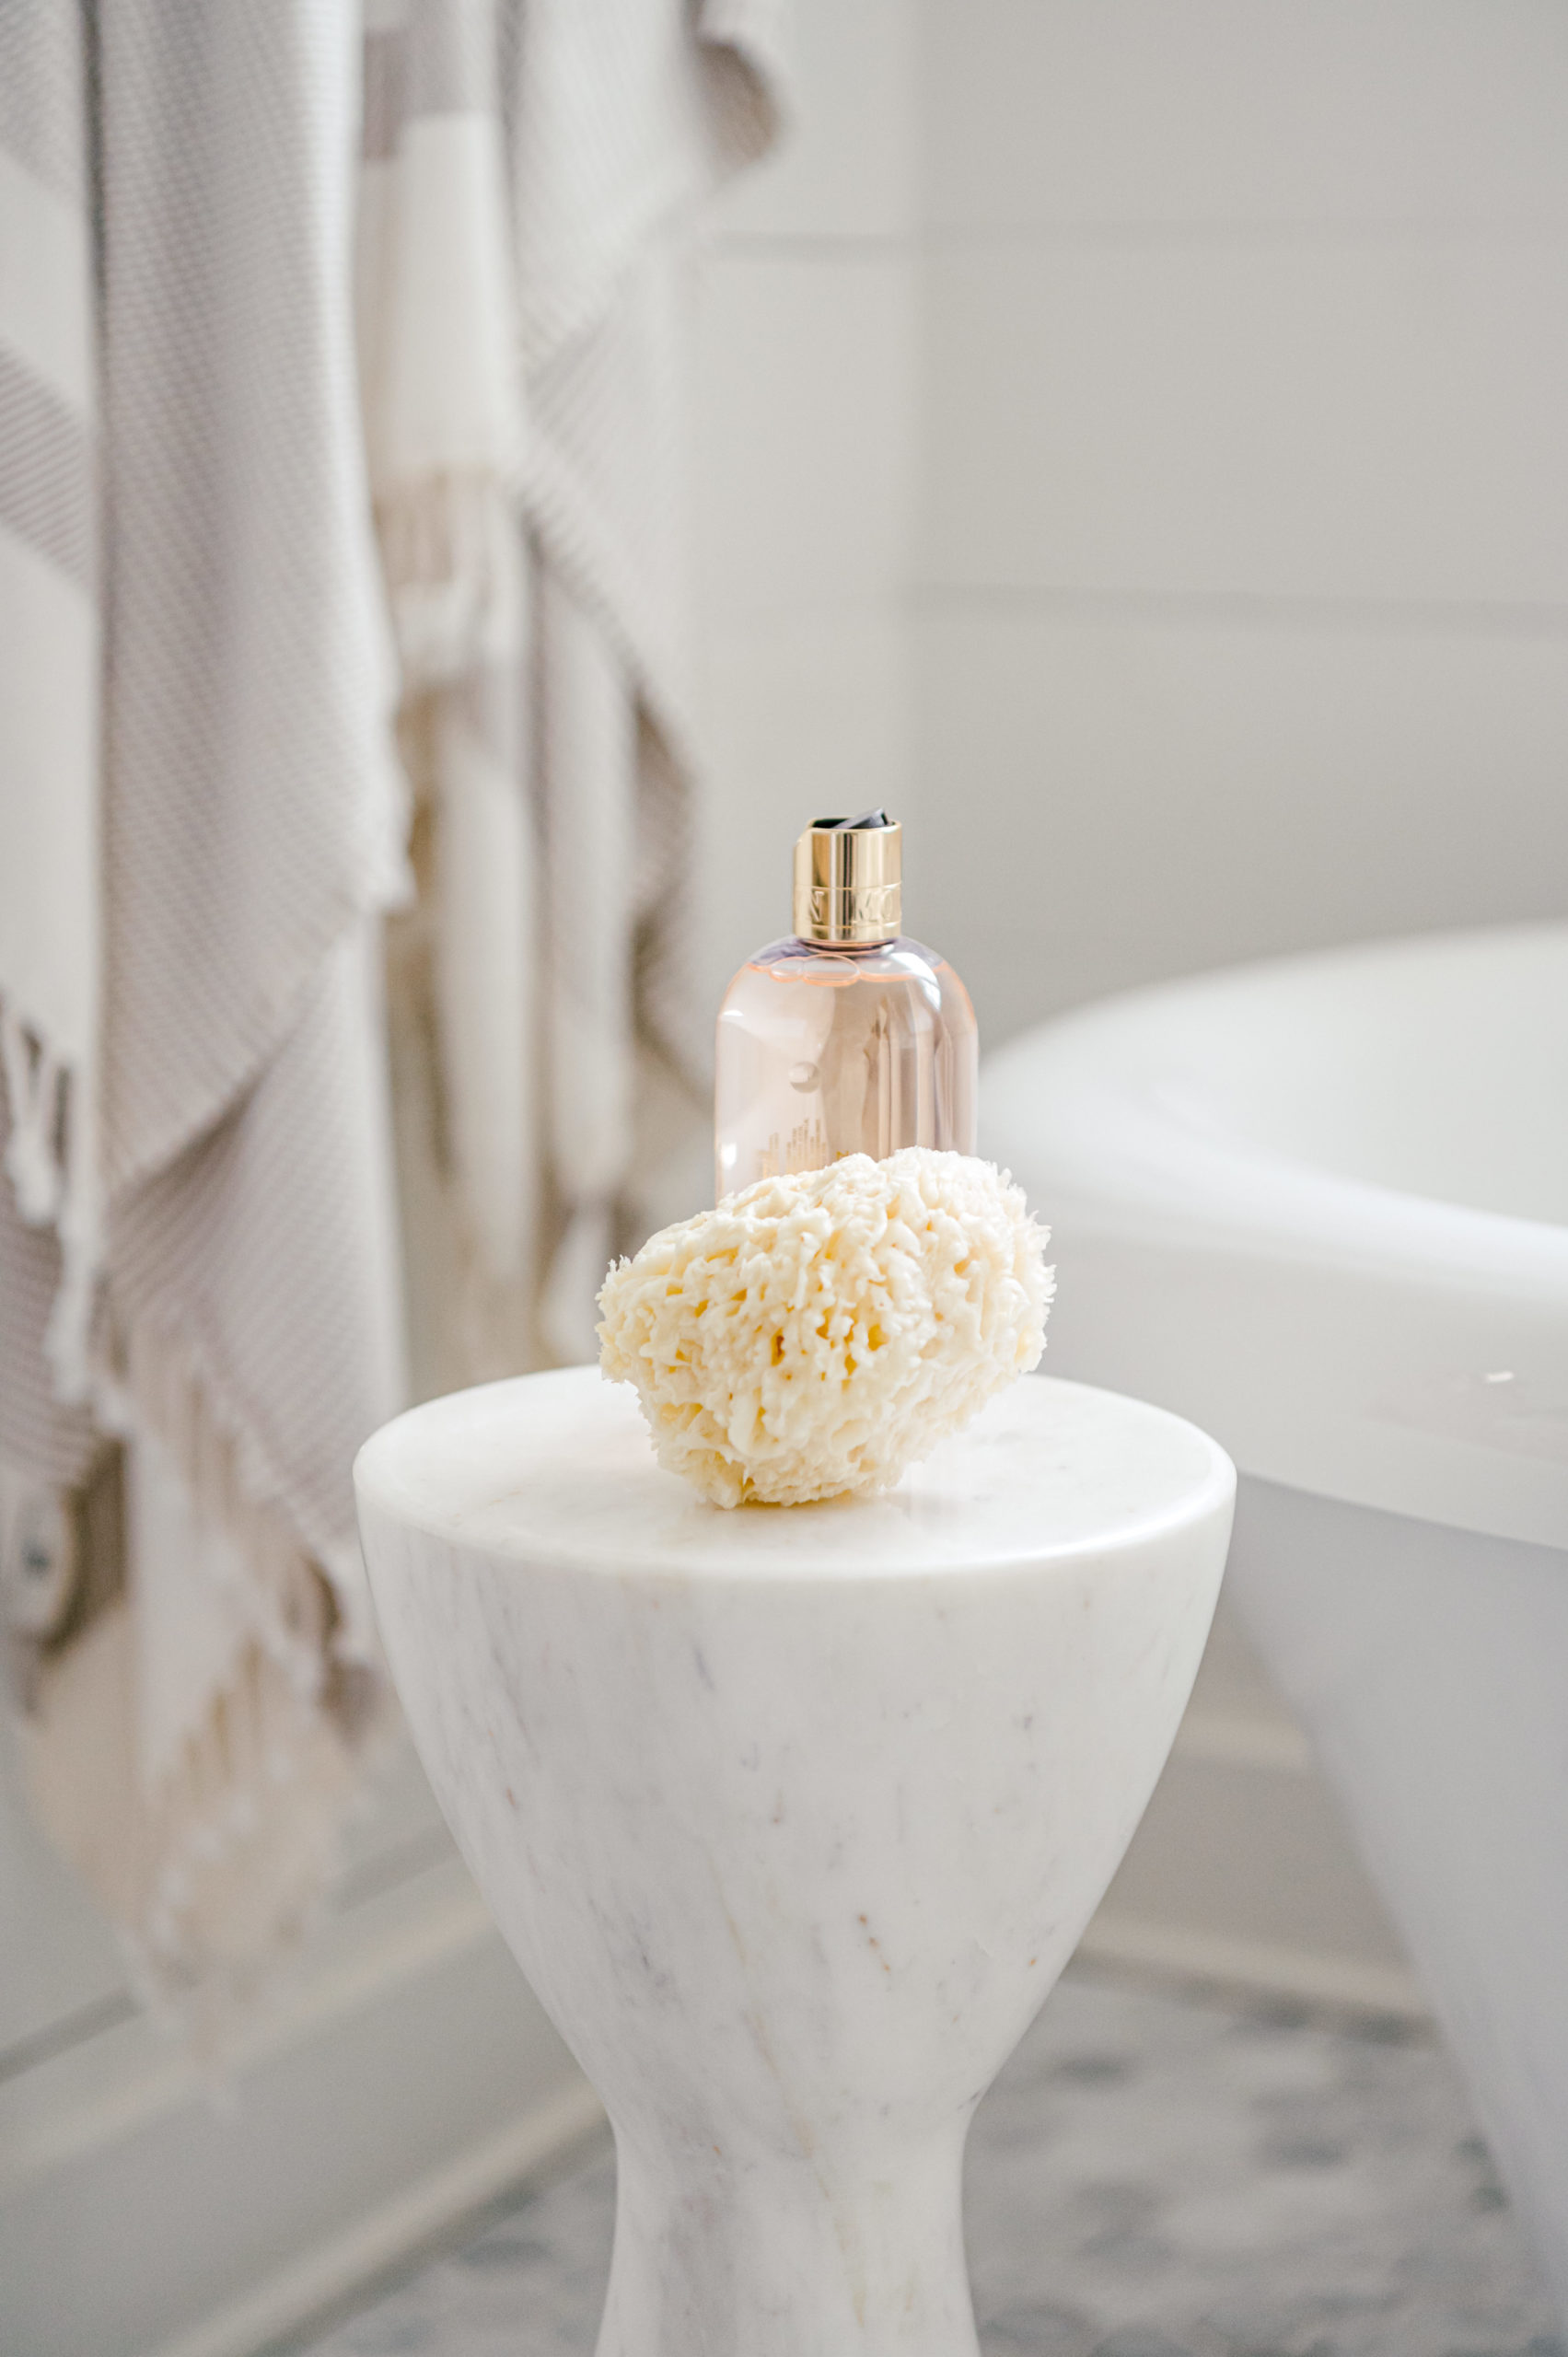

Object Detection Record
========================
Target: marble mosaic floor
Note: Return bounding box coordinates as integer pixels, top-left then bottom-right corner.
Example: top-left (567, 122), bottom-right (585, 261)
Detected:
top-left (296, 1968), bottom-right (1562, 2357)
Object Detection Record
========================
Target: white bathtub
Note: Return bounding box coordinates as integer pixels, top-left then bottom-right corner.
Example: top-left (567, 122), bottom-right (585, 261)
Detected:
top-left (984, 923), bottom-right (1568, 2320)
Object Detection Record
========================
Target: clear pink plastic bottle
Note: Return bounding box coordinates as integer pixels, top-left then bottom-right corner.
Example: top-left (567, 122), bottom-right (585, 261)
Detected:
top-left (714, 816), bottom-right (978, 1201)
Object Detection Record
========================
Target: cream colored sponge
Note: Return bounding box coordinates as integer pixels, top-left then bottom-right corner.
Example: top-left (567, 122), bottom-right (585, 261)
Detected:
top-left (598, 1148), bottom-right (1053, 1508)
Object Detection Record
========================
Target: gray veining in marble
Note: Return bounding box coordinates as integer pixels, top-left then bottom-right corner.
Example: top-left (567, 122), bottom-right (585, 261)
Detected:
top-left (354, 1372), bottom-right (1236, 2351)
top-left (295, 1968), bottom-right (1562, 2357)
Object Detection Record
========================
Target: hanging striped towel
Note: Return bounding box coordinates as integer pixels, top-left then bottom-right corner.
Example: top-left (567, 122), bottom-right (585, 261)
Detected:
top-left (361, 0), bottom-right (788, 1378)
top-left (0, 1), bottom-right (408, 2038)
top-left (359, 0), bottom-right (539, 1387)
top-left (0, 0), bottom-right (101, 1410)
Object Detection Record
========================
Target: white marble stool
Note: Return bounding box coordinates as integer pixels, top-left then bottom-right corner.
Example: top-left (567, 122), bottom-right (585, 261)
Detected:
top-left (354, 1368), bottom-right (1234, 2357)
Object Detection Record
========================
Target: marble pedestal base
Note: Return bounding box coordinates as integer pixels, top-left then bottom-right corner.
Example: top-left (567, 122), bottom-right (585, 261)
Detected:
top-left (354, 1370), bottom-right (1234, 2356)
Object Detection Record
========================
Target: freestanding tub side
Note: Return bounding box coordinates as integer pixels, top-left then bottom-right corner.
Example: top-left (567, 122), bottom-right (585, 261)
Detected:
top-left (982, 923), bottom-right (1568, 2322)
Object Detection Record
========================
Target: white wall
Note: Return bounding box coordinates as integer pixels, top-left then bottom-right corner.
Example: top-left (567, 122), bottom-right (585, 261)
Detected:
top-left (694, 3), bottom-right (1568, 1041)
top-left (691, 0), bottom-right (921, 1016)
top-left (910, 0), bottom-right (1568, 1043)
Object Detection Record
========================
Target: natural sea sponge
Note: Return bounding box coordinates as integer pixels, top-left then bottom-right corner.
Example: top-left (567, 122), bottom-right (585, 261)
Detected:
top-left (597, 1148), bottom-right (1053, 1507)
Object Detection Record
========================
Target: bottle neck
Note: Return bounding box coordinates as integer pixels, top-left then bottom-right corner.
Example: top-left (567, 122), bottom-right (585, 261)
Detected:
top-left (790, 933), bottom-right (888, 954)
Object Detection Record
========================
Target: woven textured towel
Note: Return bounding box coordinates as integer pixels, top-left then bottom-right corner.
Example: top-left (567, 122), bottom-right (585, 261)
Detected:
top-left (0, 2), bottom-right (407, 2032)
top-left (0, 0), bottom-right (101, 1416)
top-left (361, 0), bottom-right (786, 1376)
top-left (360, 0), bottom-right (537, 1390)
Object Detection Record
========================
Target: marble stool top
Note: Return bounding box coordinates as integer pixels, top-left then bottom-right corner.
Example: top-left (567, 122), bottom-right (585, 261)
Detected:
top-left (354, 1367), bottom-right (1233, 1581)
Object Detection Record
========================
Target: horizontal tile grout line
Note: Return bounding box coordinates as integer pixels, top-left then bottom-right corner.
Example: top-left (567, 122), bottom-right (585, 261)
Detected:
top-left (0, 1988), bottom-right (139, 2089)
top-left (711, 231), bottom-right (914, 260)
top-left (0, 1829), bottom-right (461, 2093)
top-left (920, 218), bottom-right (1568, 252)
top-left (711, 224), bottom-right (1568, 261)
top-left (906, 581), bottom-right (1568, 640)
top-left (330, 1823), bottom-right (457, 1915)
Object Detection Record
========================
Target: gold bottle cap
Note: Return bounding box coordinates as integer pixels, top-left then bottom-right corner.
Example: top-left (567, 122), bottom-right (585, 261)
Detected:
top-left (793, 811), bottom-right (901, 946)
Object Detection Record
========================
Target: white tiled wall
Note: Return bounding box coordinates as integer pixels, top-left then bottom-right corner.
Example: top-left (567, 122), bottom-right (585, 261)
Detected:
top-left (923, 242), bottom-right (1568, 609)
top-left (907, 0), bottom-right (1568, 1046)
top-left (921, 1), bottom-right (1568, 234)
top-left (695, 2), bottom-right (1568, 1045)
top-left (912, 602), bottom-right (1568, 1039)
top-left (695, 256), bottom-right (916, 622)
top-left (691, 1), bottom-right (920, 1016)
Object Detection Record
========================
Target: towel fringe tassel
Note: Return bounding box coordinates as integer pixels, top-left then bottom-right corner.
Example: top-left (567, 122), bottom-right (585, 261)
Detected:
top-left (98, 1318), bottom-right (392, 2047)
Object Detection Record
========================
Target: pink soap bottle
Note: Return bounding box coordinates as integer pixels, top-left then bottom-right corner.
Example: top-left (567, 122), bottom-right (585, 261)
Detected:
top-left (714, 811), bottom-right (978, 1202)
